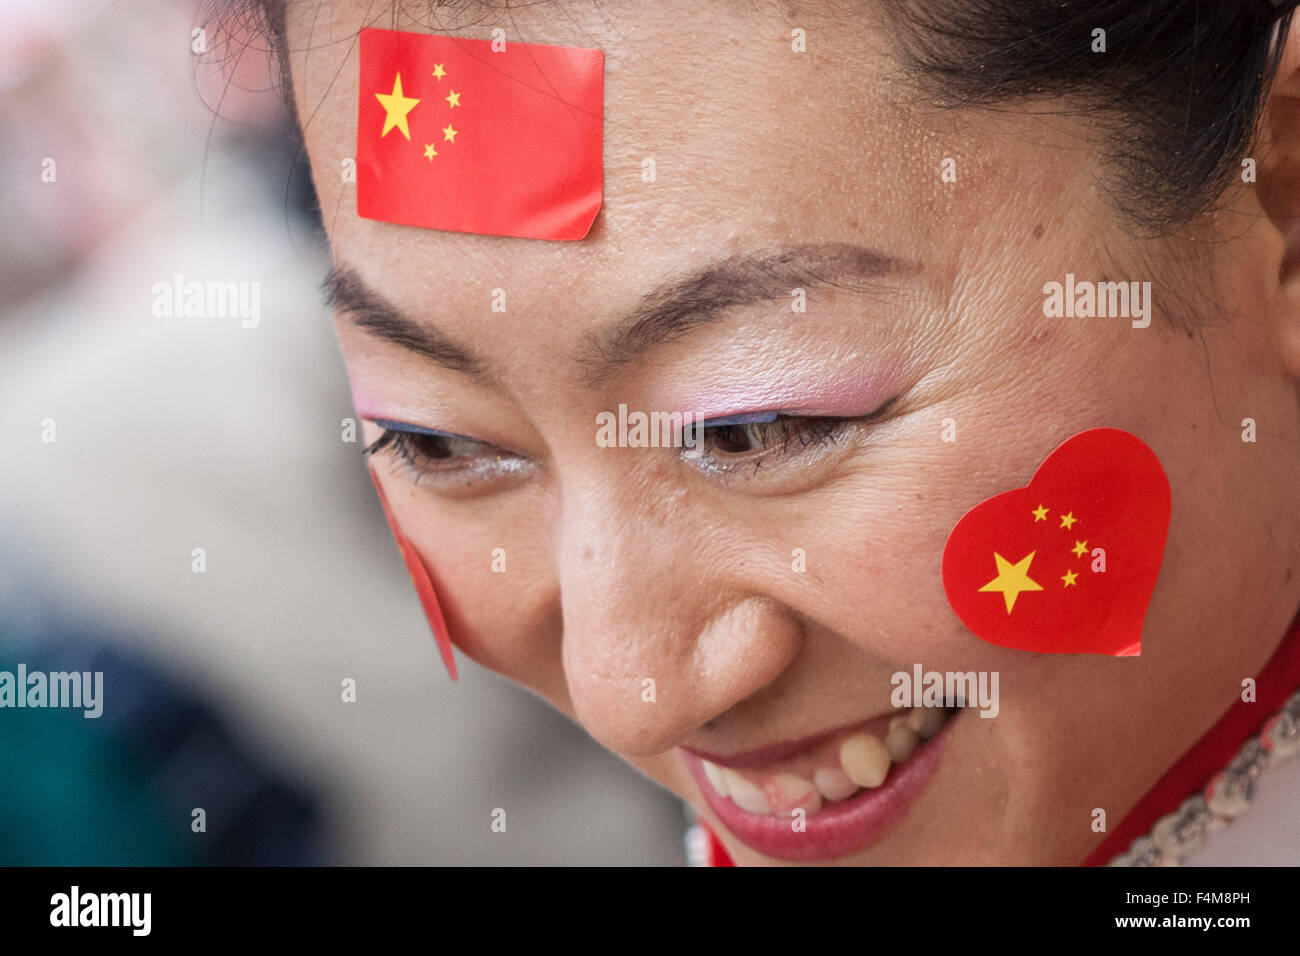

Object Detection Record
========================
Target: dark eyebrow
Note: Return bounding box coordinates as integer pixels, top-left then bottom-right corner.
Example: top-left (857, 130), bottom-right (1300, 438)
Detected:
top-left (323, 267), bottom-right (489, 381)
top-left (325, 242), bottom-right (917, 387)
top-left (577, 242), bottom-right (918, 386)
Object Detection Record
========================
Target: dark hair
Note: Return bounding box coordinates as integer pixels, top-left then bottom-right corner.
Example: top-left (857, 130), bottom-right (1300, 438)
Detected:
top-left (225, 0), bottom-right (1294, 233)
top-left (883, 0), bottom-right (1295, 232)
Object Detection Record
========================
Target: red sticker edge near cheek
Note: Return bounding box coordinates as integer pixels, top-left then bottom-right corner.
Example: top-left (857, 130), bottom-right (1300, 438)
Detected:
top-left (942, 428), bottom-right (1171, 657)
top-left (368, 467), bottom-right (458, 681)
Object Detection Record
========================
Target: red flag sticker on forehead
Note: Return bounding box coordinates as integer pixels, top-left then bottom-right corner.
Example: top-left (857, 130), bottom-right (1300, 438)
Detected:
top-left (356, 27), bottom-right (604, 240)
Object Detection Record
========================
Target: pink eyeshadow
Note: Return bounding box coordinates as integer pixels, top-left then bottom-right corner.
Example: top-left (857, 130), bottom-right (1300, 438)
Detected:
top-left (677, 375), bottom-right (894, 421)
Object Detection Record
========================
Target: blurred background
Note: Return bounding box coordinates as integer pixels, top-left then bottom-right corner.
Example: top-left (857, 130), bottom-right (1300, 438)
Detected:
top-left (0, 0), bottom-right (686, 864)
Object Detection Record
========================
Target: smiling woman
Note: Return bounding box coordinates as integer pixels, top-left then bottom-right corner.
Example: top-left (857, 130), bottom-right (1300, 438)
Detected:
top-left (223, 0), bottom-right (1300, 865)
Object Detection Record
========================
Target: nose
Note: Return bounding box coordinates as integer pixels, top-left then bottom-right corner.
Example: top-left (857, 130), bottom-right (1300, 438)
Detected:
top-left (554, 467), bottom-right (803, 757)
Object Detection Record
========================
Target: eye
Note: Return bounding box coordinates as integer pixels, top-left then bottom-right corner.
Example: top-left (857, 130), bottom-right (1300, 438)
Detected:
top-left (698, 412), bottom-right (849, 457)
top-left (363, 419), bottom-right (532, 486)
top-left (685, 399), bottom-right (898, 481)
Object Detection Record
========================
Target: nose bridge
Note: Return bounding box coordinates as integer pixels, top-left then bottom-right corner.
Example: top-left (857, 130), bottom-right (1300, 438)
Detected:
top-left (553, 458), bottom-right (705, 749)
top-left (555, 462), bottom-right (683, 669)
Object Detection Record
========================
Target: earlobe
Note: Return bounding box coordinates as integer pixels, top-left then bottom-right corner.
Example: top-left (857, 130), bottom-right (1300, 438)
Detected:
top-left (1258, 22), bottom-right (1300, 270)
top-left (1257, 20), bottom-right (1300, 375)
top-left (1278, 285), bottom-right (1300, 377)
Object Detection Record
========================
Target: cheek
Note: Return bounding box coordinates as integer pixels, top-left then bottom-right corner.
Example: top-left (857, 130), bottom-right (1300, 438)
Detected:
top-left (788, 375), bottom-right (1130, 670)
top-left (391, 479), bottom-right (568, 700)
top-left (788, 448), bottom-right (975, 668)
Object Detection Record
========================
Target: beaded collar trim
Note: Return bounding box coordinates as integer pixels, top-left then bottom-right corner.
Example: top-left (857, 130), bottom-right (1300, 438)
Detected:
top-left (1107, 689), bottom-right (1300, 865)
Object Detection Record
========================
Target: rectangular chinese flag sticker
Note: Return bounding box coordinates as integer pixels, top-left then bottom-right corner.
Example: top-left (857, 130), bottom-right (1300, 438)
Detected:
top-left (356, 27), bottom-right (604, 241)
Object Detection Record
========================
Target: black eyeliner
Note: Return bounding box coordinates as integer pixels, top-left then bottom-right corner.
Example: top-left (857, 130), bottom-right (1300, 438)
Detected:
top-left (372, 418), bottom-right (477, 441)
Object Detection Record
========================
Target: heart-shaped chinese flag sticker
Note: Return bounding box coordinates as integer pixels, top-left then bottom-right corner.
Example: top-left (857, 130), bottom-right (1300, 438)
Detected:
top-left (942, 428), bottom-right (1170, 656)
top-left (369, 466), bottom-right (458, 680)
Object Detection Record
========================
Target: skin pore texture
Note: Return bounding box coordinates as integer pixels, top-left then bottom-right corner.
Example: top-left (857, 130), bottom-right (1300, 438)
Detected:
top-left (284, 0), bottom-right (1300, 864)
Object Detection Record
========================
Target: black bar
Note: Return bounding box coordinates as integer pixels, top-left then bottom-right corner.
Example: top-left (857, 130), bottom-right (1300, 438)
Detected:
top-left (0, 865), bottom-right (1284, 941)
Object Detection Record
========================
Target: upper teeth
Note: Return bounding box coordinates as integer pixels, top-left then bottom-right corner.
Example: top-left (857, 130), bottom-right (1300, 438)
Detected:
top-left (767, 772), bottom-right (823, 816)
top-left (839, 733), bottom-right (890, 788)
top-left (702, 758), bottom-right (730, 798)
top-left (699, 708), bottom-right (952, 817)
top-left (907, 707), bottom-right (947, 739)
top-left (812, 766), bottom-right (858, 801)
top-left (884, 717), bottom-right (921, 762)
top-left (721, 768), bottom-right (770, 815)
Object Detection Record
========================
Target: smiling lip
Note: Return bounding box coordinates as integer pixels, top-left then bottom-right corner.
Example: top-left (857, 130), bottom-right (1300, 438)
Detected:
top-left (680, 711), bottom-right (957, 863)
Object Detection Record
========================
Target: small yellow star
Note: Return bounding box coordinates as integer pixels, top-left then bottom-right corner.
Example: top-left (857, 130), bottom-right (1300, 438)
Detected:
top-left (978, 551), bottom-right (1045, 614)
top-left (445, 89), bottom-right (461, 108)
top-left (1032, 504), bottom-right (1049, 522)
top-left (432, 63), bottom-right (446, 81)
top-left (375, 73), bottom-right (420, 140)
top-left (1061, 569), bottom-right (1079, 587)
top-left (1071, 540), bottom-right (1088, 558)
top-left (423, 143), bottom-right (437, 161)
top-left (442, 123), bottom-right (458, 142)
top-left (1059, 511), bottom-right (1078, 530)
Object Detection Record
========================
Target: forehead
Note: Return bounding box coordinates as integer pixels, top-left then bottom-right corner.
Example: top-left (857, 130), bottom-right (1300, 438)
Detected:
top-left (283, 0), bottom-right (1041, 376)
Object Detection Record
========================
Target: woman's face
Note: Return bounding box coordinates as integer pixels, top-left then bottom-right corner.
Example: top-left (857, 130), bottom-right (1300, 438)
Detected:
top-left (285, 1), bottom-right (1300, 863)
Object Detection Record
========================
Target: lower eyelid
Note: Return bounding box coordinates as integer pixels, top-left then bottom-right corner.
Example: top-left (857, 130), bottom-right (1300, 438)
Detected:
top-left (377, 425), bottom-right (540, 479)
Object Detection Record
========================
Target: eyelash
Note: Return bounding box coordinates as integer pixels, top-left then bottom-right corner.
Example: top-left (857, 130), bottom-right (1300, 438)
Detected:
top-left (363, 400), bottom-right (896, 484)
top-left (686, 399), bottom-right (896, 475)
top-left (690, 416), bottom-right (854, 472)
top-left (362, 426), bottom-right (529, 485)
top-left (364, 428), bottom-right (446, 465)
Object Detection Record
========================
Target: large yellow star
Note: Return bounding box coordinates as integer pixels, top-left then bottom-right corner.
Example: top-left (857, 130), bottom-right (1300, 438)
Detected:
top-left (446, 89), bottom-right (461, 108)
top-left (442, 123), bottom-right (458, 142)
top-left (432, 63), bottom-right (446, 81)
top-left (978, 551), bottom-right (1044, 614)
top-left (375, 73), bottom-right (420, 140)
top-left (1059, 511), bottom-right (1078, 530)
top-left (1032, 504), bottom-right (1049, 522)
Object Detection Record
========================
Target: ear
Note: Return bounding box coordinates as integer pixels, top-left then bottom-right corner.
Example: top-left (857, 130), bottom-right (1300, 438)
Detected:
top-left (1258, 18), bottom-right (1300, 375)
